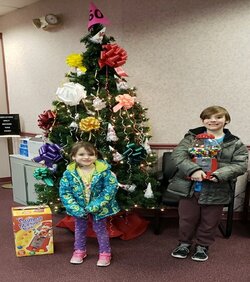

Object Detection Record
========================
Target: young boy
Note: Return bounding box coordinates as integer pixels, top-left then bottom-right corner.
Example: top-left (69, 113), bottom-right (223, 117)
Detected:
top-left (168, 106), bottom-right (248, 262)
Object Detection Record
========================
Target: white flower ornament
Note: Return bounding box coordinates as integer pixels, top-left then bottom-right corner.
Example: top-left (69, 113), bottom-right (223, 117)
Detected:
top-left (56, 82), bottom-right (87, 106)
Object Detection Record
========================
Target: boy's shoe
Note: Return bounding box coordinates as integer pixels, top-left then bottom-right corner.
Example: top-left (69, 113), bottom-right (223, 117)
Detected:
top-left (171, 243), bottom-right (191, 259)
top-left (97, 252), bottom-right (111, 267)
top-left (191, 245), bottom-right (208, 262)
top-left (70, 250), bottom-right (87, 264)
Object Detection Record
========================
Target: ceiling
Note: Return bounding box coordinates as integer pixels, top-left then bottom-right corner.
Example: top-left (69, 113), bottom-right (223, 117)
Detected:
top-left (0, 0), bottom-right (41, 17)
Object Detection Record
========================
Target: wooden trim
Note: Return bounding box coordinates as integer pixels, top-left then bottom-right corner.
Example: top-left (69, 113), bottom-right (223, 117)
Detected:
top-left (13, 138), bottom-right (250, 150)
top-left (150, 143), bottom-right (250, 150)
top-left (20, 132), bottom-right (37, 137)
top-left (0, 33), bottom-right (10, 113)
top-left (0, 177), bottom-right (11, 184)
top-left (150, 143), bottom-right (176, 149)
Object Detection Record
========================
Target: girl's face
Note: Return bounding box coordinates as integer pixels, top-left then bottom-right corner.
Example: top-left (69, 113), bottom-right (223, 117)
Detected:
top-left (202, 113), bottom-right (227, 132)
top-left (72, 147), bottom-right (97, 167)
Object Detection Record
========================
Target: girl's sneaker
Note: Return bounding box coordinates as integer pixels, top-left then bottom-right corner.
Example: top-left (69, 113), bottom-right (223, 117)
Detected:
top-left (70, 250), bottom-right (87, 264)
top-left (97, 252), bottom-right (111, 267)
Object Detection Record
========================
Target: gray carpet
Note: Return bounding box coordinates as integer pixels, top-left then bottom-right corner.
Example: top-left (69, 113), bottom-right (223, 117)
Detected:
top-left (1, 186), bottom-right (250, 282)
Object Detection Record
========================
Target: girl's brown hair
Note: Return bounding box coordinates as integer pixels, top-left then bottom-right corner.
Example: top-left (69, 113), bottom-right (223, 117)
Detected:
top-left (200, 106), bottom-right (231, 123)
top-left (70, 141), bottom-right (98, 160)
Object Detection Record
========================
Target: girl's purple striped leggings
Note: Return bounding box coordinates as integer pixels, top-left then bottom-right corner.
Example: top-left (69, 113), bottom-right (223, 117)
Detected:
top-left (74, 216), bottom-right (111, 253)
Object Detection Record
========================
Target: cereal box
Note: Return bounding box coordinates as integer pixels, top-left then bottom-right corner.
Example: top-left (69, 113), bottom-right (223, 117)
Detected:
top-left (12, 205), bottom-right (54, 257)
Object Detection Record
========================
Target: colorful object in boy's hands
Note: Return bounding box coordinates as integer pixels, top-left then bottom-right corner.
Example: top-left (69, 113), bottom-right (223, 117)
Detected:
top-left (195, 133), bottom-right (215, 139)
top-left (189, 133), bottom-right (221, 179)
top-left (189, 133), bottom-right (221, 192)
top-left (189, 133), bottom-right (221, 159)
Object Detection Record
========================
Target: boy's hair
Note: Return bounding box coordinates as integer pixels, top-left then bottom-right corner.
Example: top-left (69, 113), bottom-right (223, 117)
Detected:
top-left (70, 141), bottom-right (98, 160)
top-left (200, 106), bottom-right (231, 123)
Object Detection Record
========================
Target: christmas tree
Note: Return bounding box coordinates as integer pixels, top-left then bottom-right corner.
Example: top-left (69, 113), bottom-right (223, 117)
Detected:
top-left (34, 3), bottom-right (159, 213)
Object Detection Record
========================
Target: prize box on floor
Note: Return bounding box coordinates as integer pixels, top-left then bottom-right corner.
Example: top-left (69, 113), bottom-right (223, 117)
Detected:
top-left (12, 205), bottom-right (54, 257)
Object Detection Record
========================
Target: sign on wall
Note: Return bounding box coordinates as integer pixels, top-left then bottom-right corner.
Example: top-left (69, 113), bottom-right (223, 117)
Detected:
top-left (0, 114), bottom-right (21, 136)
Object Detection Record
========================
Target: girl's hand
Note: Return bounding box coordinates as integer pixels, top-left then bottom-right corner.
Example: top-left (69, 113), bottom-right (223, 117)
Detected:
top-left (190, 170), bottom-right (206, 181)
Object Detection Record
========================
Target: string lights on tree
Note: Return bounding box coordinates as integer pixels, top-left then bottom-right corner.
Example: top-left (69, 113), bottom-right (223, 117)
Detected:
top-left (33, 2), bottom-right (160, 213)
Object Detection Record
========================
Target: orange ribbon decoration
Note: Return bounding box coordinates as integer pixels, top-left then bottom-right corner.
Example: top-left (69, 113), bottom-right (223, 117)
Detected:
top-left (113, 94), bottom-right (135, 113)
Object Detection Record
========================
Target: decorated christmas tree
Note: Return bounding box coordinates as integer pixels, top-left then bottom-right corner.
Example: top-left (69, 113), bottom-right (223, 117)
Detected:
top-left (34, 3), bottom-right (159, 213)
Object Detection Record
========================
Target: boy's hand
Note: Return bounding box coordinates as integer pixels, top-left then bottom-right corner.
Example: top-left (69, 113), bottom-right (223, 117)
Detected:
top-left (190, 170), bottom-right (206, 181)
top-left (209, 176), bottom-right (218, 182)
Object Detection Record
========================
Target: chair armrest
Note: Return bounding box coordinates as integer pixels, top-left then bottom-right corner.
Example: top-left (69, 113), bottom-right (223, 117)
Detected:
top-left (156, 171), bottom-right (163, 182)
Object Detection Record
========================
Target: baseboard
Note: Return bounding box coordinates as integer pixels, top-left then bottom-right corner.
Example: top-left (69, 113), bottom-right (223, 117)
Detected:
top-left (0, 177), bottom-right (11, 184)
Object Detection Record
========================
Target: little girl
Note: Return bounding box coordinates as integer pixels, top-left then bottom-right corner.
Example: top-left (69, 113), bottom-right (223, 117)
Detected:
top-left (59, 141), bottom-right (120, 266)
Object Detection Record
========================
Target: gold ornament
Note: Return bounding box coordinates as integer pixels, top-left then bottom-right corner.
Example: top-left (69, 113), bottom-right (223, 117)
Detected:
top-left (79, 117), bottom-right (101, 132)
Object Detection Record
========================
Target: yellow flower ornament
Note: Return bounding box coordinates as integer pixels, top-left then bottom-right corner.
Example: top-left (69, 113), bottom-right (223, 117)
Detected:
top-left (66, 53), bottom-right (85, 68)
top-left (79, 117), bottom-right (101, 132)
top-left (78, 66), bottom-right (87, 73)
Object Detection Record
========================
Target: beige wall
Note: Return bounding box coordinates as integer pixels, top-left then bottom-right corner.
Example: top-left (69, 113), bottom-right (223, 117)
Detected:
top-left (0, 0), bottom-right (250, 178)
top-left (0, 0), bottom-right (250, 144)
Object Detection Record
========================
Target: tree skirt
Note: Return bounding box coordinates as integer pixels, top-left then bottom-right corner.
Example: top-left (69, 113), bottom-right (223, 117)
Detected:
top-left (56, 211), bottom-right (150, 240)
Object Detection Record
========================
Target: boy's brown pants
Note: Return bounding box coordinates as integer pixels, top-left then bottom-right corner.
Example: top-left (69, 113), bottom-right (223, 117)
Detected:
top-left (178, 193), bottom-right (224, 247)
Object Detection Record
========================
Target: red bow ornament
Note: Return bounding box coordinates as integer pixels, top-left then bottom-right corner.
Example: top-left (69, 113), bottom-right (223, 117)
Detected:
top-left (98, 43), bottom-right (127, 69)
top-left (38, 110), bottom-right (56, 131)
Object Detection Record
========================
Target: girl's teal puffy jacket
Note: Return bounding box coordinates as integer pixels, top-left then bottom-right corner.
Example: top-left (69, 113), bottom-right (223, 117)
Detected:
top-left (59, 159), bottom-right (120, 220)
